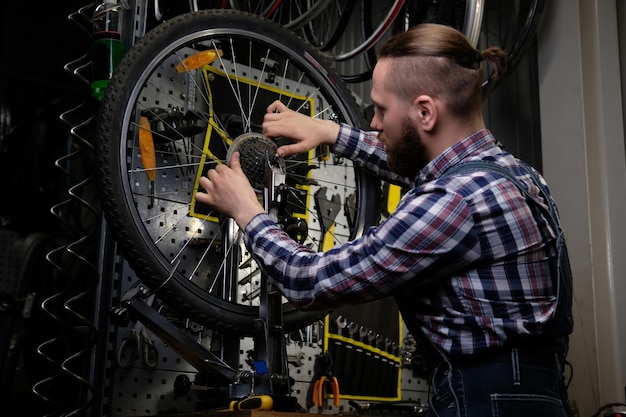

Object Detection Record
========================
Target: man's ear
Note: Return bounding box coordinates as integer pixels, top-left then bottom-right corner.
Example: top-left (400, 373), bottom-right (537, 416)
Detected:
top-left (414, 95), bottom-right (436, 132)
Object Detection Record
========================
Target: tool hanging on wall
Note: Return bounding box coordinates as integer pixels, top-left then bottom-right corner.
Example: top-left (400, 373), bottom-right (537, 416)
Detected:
top-left (324, 298), bottom-right (402, 400)
top-left (116, 294), bottom-right (159, 369)
top-left (309, 351), bottom-right (340, 408)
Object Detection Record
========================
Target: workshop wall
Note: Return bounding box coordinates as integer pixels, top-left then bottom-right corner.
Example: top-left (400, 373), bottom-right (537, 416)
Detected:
top-left (537, 1), bottom-right (626, 416)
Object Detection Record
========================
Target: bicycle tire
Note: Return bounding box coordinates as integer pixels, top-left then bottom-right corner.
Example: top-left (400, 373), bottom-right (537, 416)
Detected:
top-left (335, 0), bottom-right (405, 62)
top-left (0, 233), bottom-right (60, 415)
top-left (382, 0), bottom-right (544, 96)
top-left (228, 0), bottom-right (282, 18)
top-left (96, 9), bottom-right (381, 334)
top-left (229, 0), bottom-right (331, 30)
top-left (282, 0), bottom-right (333, 30)
top-left (301, 0), bottom-right (357, 51)
top-left (478, 0), bottom-right (546, 95)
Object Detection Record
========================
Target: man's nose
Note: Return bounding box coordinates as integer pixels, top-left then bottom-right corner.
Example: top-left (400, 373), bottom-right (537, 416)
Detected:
top-left (370, 114), bottom-right (380, 130)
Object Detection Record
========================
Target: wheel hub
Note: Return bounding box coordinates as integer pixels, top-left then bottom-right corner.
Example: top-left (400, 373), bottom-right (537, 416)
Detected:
top-left (227, 133), bottom-right (285, 190)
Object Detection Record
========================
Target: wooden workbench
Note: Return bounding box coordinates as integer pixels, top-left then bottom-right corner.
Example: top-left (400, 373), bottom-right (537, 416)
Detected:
top-left (165, 411), bottom-right (314, 417)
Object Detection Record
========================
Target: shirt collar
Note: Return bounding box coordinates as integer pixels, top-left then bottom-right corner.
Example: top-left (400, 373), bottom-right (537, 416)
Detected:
top-left (417, 129), bottom-right (498, 183)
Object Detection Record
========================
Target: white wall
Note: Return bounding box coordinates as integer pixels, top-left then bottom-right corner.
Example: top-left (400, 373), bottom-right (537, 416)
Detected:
top-left (537, 0), bottom-right (626, 415)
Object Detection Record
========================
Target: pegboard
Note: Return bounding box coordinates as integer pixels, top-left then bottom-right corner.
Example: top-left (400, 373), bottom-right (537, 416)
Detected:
top-left (323, 299), bottom-right (403, 402)
top-left (95, 2), bottom-right (431, 415)
top-left (103, 256), bottom-right (429, 416)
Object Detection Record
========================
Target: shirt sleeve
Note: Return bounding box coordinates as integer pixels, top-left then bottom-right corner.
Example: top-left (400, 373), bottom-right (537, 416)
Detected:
top-left (332, 123), bottom-right (411, 186)
top-left (243, 183), bottom-right (482, 310)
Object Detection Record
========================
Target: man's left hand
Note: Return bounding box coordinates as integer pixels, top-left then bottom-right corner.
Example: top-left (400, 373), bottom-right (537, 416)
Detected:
top-left (195, 152), bottom-right (265, 229)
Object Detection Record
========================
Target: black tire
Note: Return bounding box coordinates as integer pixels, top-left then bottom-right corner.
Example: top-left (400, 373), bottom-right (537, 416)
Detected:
top-left (340, 0), bottom-right (472, 83)
top-left (96, 9), bottom-right (380, 334)
top-left (302, 0), bottom-right (356, 51)
top-left (230, 0), bottom-right (330, 30)
top-left (338, 0), bottom-right (544, 92)
top-left (478, 0), bottom-right (546, 95)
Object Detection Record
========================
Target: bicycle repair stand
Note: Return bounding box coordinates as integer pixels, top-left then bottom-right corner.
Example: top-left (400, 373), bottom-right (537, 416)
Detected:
top-left (110, 157), bottom-right (300, 413)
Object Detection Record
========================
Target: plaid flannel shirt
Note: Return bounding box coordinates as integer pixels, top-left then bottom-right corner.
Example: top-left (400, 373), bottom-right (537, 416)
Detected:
top-left (244, 125), bottom-right (558, 355)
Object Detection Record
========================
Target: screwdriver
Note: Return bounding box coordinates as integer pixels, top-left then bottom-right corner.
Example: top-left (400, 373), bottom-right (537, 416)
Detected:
top-left (228, 395), bottom-right (273, 411)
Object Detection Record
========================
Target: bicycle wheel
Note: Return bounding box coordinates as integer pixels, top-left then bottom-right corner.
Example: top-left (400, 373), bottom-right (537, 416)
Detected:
top-left (227, 0), bottom-right (282, 18)
top-left (301, 0), bottom-right (357, 51)
top-left (393, 0), bottom-right (545, 96)
top-left (96, 9), bottom-right (380, 334)
top-left (335, 0), bottom-right (405, 62)
top-left (229, 0), bottom-right (331, 30)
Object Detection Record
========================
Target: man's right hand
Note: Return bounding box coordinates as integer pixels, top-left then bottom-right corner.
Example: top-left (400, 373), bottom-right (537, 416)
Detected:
top-left (262, 100), bottom-right (340, 157)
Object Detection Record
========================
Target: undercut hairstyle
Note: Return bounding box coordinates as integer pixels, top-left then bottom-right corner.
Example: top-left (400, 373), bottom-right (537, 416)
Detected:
top-left (377, 23), bottom-right (507, 118)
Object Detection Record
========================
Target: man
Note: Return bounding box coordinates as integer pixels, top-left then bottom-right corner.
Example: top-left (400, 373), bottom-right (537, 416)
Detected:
top-left (196, 23), bottom-right (574, 417)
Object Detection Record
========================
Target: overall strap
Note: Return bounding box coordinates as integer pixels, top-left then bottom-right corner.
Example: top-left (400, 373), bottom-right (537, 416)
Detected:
top-left (443, 160), bottom-right (560, 233)
top-left (441, 160), bottom-right (573, 341)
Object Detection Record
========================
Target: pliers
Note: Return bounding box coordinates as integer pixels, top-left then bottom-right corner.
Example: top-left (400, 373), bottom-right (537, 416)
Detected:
top-left (311, 351), bottom-right (340, 407)
top-left (313, 374), bottom-right (340, 407)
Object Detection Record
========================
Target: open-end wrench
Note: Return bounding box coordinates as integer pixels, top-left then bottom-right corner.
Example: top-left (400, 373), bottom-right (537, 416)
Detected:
top-left (335, 315), bottom-right (348, 336)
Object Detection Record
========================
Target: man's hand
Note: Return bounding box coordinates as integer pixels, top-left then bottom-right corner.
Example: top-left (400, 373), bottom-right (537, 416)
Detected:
top-left (195, 152), bottom-right (264, 229)
top-left (262, 100), bottom-right (340, 157)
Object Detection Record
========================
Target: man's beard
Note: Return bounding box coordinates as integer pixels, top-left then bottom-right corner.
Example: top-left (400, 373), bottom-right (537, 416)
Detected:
top-left (385, 119), bottom-right (429, 178)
